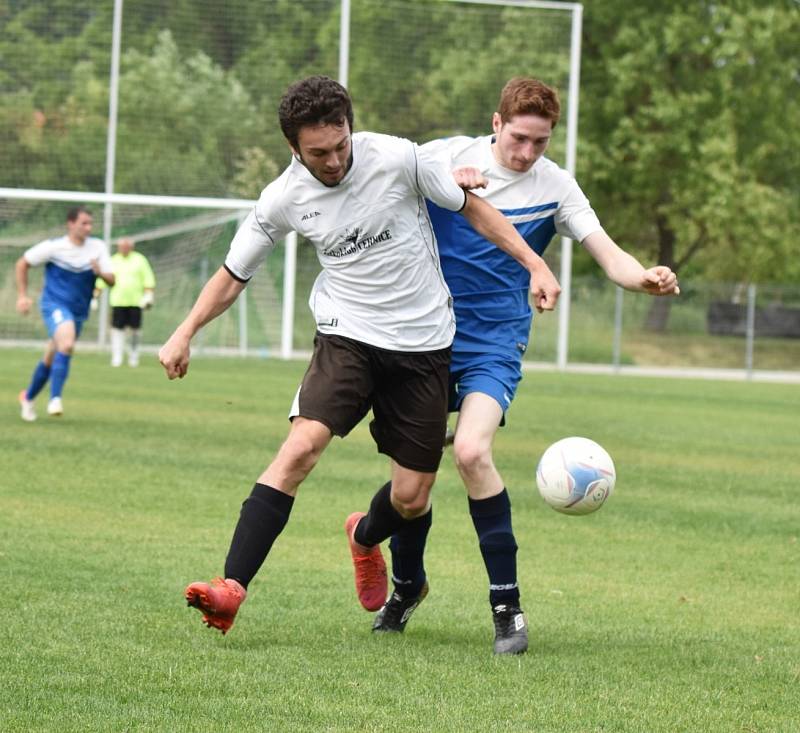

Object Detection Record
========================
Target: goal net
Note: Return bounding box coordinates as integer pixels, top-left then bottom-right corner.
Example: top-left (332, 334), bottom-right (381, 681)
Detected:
top-left (0, 196), bottom-right (328, 356)
top-left (1, 0), bottom-right (578, 358)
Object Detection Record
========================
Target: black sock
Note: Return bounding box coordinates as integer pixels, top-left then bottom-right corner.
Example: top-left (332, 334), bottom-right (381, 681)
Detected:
top-left (354, 481), bottom-right (405, 547)
top-left (389, 507), bottom-right (432, 599)
top-left (223, 483), bottom-right (294, 589)
top-left (469, 489), bottom-right (520, 607)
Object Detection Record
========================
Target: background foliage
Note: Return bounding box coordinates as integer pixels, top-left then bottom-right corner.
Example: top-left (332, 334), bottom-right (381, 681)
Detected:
top-left (1, 0), bottom-right (798, 286)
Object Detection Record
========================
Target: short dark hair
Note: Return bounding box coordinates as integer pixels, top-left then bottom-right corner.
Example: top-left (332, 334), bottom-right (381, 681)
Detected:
top-left (278, 75), bottom-right (354, 149)
top-left (66, 206), bottom-right (92, 222)
top-left (497, 78), bottom-right (561, 128)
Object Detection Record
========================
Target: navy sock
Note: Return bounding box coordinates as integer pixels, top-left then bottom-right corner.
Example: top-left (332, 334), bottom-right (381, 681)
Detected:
top-left (389, 507), bottom-right (432, 599)
top-left (49, 352), bottom-right (71, 398)
top-left (224, 483), bottom-right (294, 589)
top-left (469, 489), bottom-right (520, 607)
top-left (26, 360), bottom-right (51, 400)
top-left (354, 482), bottom-right (405, 547)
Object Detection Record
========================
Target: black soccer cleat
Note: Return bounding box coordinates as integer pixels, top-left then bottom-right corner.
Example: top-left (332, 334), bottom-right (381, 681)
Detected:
top-left (492, 604), bottom-right (528, 655)
top-left (372, 582), bottom-right (429, 633)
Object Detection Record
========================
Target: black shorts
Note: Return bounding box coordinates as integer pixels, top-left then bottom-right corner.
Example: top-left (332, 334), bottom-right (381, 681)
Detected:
top-left (292, 333), bottom-right (451, 473)
top-left (111, 306), bottom-right (142, 329)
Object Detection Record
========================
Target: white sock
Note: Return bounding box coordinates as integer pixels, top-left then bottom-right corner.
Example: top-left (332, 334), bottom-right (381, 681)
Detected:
top-left (111, 328), bottom-right (125, 366)
top-left (128, 330), bottom-right (141, 366)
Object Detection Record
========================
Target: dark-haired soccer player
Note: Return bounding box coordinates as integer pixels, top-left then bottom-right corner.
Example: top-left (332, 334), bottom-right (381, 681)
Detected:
top-left (378, 77), bottom-right (679, 654)
top-left (158, 75), bottom-right (561, 636)
top-left (16, 206), bottom-right (114, 420)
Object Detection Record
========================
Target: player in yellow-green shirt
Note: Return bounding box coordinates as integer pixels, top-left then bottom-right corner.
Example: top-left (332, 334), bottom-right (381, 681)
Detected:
top-left (95, 237), bottom-right (155, 367)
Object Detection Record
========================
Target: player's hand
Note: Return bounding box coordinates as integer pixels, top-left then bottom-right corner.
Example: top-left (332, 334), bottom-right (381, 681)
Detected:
top-left (529, 263), bottom-right (561, 313)
top-left (159, 332), bottom-right (191, 380)
top-left (452, 166), bottom-right (488, 190)
top-left (90, 297), bottom-right (99, 312)
top-left (140, 291), bottom-right (154, 309)
top-left (641, 266), bottom-right (680, 296)
top-left (16, 294), bottom-right (33, 315)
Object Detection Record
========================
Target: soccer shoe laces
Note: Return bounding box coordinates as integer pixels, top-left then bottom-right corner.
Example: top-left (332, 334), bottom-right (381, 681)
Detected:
top-left (345, 512), bottom-right (388, 611)
top-left (352, 551), bottom-right (387, 594)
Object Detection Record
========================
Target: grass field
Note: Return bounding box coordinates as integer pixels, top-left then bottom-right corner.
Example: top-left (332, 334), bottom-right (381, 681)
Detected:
top-left (2, 347), bottom-right (798, 732)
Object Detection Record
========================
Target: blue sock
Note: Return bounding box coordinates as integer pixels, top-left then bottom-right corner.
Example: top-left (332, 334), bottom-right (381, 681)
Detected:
top-left (388, 507), bottom-right (432, 599)
top-left (469, 489), bottom-right (520, 607)
top-left (50, 352), bottom-right (72, 399)
top-left (26, 360), bottom-right (51, 400)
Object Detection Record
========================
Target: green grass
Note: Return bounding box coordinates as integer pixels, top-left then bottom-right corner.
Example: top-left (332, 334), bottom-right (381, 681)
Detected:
top-left (1, 348), bottom-right (798, 732)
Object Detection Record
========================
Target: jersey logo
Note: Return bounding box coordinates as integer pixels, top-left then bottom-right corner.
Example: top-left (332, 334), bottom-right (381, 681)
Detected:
top-left (301, 210), bottom-right (321, 221)
top-left (323, 227), bottom-right (393, 259)
top-left (343, 227), bottom-right (361, 247)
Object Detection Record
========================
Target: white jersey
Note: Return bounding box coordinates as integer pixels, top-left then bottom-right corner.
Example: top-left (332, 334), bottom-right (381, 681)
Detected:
top-left (225, 131), bottom-right (467, 351)
top-left (24, 235), bottom-right (111, 318)
top-left (422, 134), bottom-right (601, 247)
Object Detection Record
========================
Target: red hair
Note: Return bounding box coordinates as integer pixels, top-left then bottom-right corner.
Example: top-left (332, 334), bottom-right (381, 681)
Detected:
top-left (497, 78), bottom-right (561, 127)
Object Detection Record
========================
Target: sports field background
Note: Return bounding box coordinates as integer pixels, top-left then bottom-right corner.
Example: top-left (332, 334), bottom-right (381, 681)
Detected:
top-left (2, 348), bottom-right (798, 732)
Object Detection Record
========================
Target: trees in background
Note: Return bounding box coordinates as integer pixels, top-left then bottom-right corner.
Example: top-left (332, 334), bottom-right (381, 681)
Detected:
top-left (579, 0), bottom-right (800, 313)
top-left (1, 0), bottom-right (798, 293)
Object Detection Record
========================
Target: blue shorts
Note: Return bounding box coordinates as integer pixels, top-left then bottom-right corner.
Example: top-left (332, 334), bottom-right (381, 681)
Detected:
top-left (448, 352), bottom-right (523, 418)
top-left (41, 303), bottom-right (85, 338)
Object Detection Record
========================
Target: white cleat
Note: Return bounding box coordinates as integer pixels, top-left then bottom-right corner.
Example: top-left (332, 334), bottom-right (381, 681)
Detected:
top-left (47, 397), bottom-right (64, 417)
top-left (19, 390), bottom-right (37, 422)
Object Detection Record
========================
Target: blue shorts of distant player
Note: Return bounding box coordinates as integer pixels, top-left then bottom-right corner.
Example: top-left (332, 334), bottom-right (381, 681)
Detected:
top-left (448, 351), bottom-right (523, 419)
top-left (41, 302), bottom-right (85, 338)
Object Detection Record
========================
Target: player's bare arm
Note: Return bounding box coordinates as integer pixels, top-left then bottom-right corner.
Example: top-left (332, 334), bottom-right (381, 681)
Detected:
top-left (90, 258), bottom-right (116, 287)
top-left (582, 230), bottom-right (680, 296)
top-left (159, 266), bottom-right (246, 380)
top-left (460, 191), bottom-right (561, 312)
top-left (14, 256), bottom-right (33, 315)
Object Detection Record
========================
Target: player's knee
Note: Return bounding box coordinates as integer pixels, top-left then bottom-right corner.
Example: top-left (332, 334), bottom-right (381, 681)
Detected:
top-left (280, 432), bottom-right (324, 475)
top-left (392, 493), bottom-right (429, 519)
top-left (453, 438), bottom-right (492, 478)
top-left (53, 333), bottom-right (76, 354)
top-left (391, 478), bottom-right (433, 518)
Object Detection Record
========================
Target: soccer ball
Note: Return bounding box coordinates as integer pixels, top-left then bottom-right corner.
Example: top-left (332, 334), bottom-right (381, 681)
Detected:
top-left (535, 437), bottom-right (616, 515)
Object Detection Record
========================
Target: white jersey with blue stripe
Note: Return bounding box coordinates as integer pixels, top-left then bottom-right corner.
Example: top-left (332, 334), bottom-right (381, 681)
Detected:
top-left (24, 235), bottom-right (111, 319)
top-left (422, 134), bottom-right (602, 357)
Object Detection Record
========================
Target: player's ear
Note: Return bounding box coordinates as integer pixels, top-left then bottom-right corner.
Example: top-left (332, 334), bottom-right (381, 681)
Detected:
top-left (492, 112), bottom-right (503, 134)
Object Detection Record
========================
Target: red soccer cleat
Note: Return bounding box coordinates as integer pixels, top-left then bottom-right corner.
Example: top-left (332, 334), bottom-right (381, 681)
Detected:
top-left (345, 512), bottom-right (388, 612)
top-left (184, 577), bottom-right (247, 634)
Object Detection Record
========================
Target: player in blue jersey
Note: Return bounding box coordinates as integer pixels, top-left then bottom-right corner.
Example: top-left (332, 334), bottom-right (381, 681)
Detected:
top-left (374, 78), bottom-right (679, 654)
top-left (15, 206), bottom-right (115, 420)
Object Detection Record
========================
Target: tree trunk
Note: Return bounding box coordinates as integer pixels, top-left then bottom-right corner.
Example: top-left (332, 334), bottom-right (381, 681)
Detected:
top-left (644, 215), bottom-right (677, 332)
